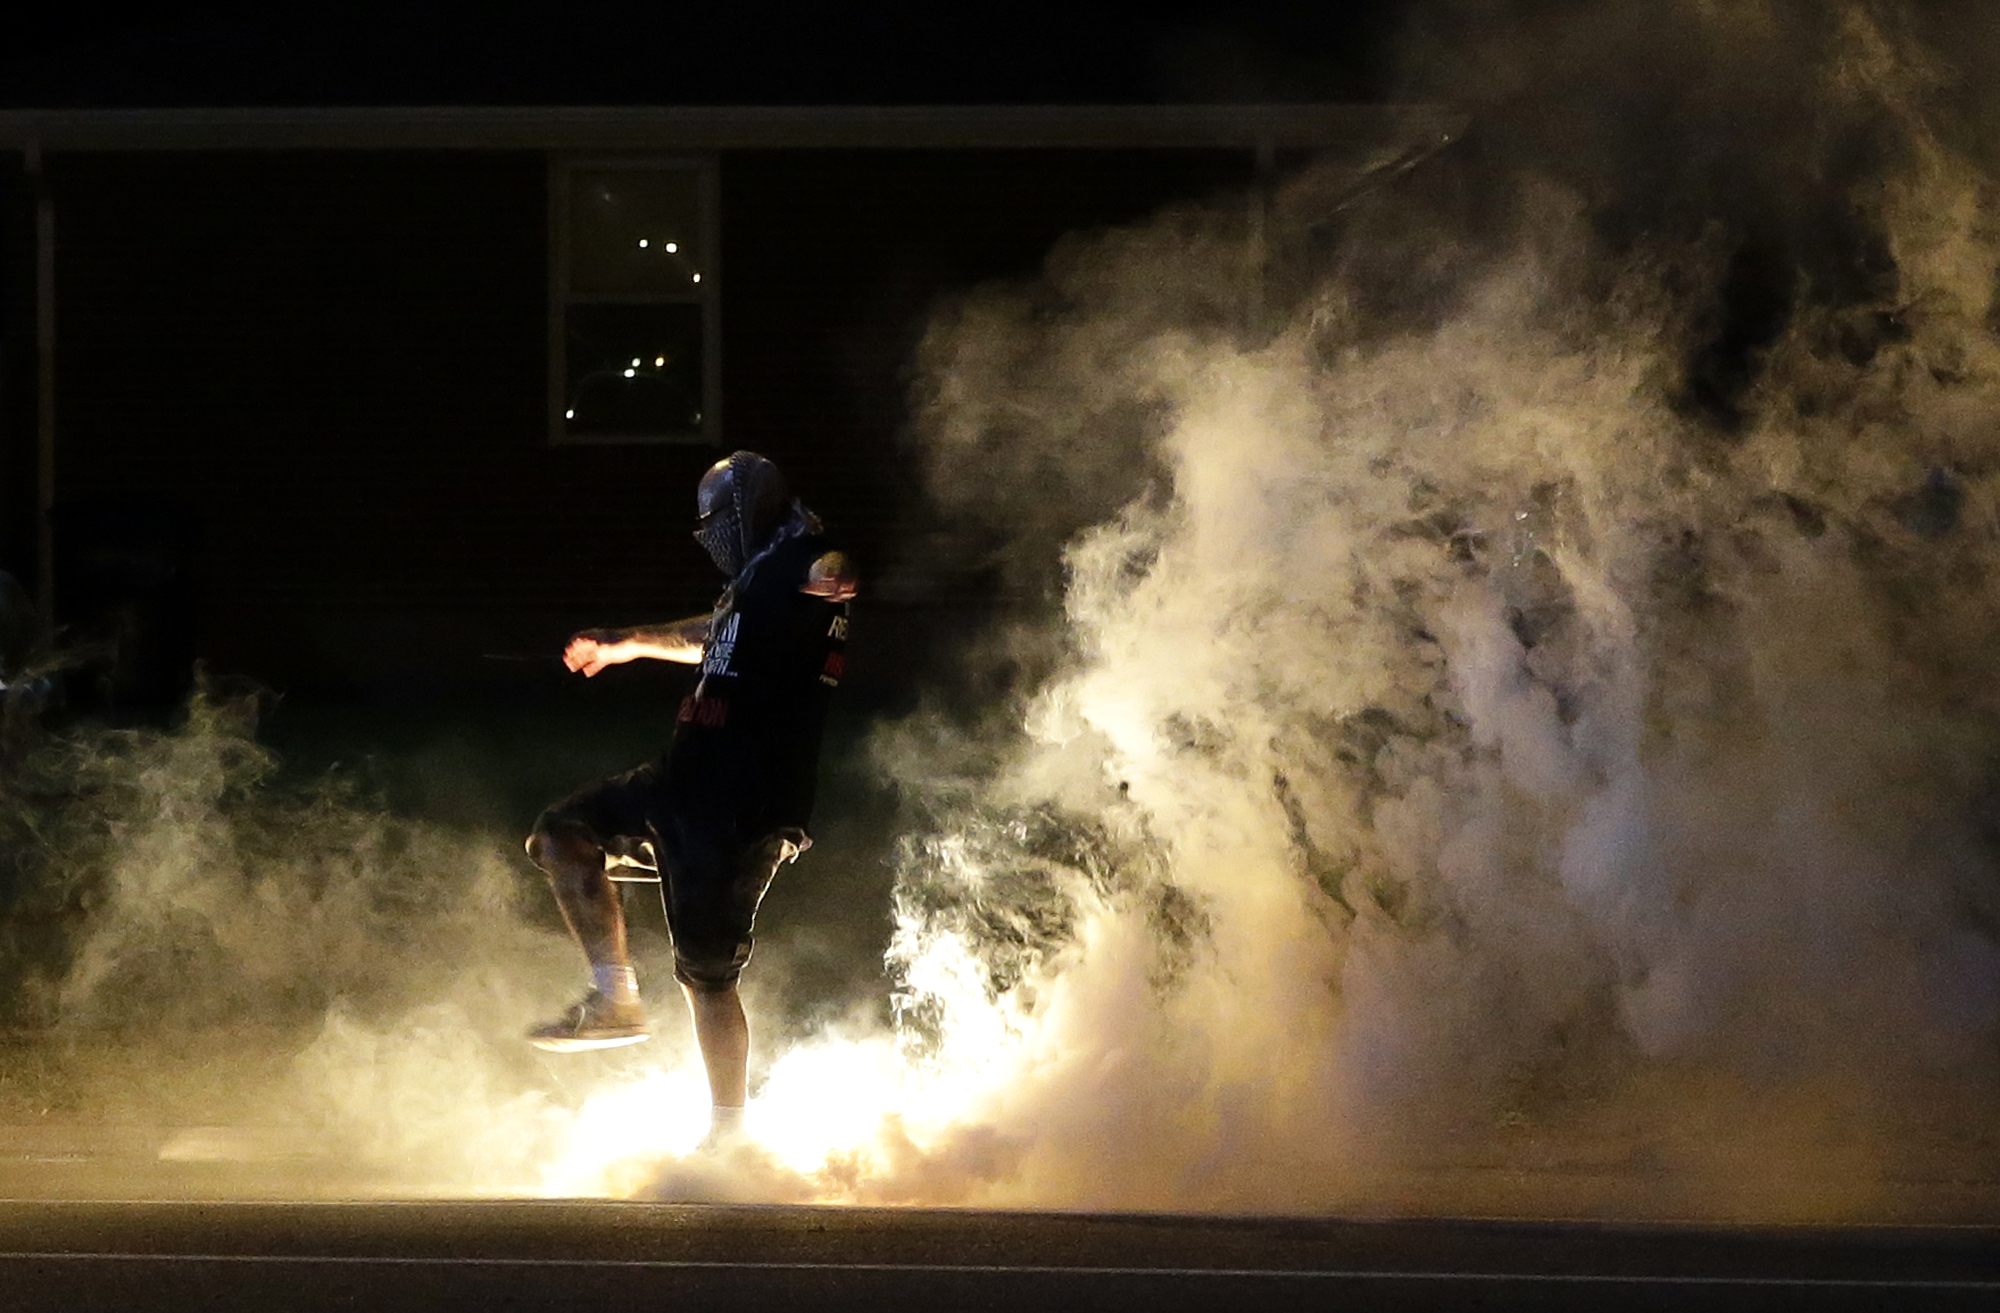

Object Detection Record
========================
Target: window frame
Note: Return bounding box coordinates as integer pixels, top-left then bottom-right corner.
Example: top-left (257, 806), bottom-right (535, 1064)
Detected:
top-left (547, 153), bottom-right (722, 446)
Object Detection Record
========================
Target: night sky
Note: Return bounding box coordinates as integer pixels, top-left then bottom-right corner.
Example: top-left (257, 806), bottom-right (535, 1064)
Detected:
top-left (0, 1), bottom-right (1404, 108)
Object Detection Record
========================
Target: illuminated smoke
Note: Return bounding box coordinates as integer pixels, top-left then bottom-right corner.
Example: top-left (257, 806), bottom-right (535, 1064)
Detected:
top-left (0, 682), bottom-right (611, 1189)
top-left (842, 0), bottom-right (2000, 1216)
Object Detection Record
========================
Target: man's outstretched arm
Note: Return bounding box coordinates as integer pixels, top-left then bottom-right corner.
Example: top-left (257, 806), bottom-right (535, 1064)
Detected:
top-left (563, 614), bottom-right (710, 676)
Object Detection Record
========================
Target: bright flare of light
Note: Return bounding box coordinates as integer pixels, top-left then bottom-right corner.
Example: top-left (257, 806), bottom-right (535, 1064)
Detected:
top-left (623, 369), bottom-right (636, 378)
top-left (751, 1035), bottom-right (909, 1175)
top-left (638, 239), bottom-right (649, 248)
top-left (531, 890), bottom-right (1054, 1200)
top-left (665, 242), bottom-right (679, 253)
top-left (565, 409), bottom-right (575, 419)
top-left (655, 356), bottom-right (666, 367)
top-left (539, 1062), bottom-right (710, 1196)
top-left (692, 273), bottom-right (702, 283)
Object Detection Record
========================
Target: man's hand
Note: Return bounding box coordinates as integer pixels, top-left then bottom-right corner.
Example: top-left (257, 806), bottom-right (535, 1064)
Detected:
top-left (563, 629), bottom-right (633, 677)
top-left (801, 551), bottom-right (858, 602)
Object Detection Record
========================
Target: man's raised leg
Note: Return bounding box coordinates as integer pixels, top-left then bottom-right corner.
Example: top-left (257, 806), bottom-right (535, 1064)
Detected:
top-left (525, 826), bottom-right (650, 1050)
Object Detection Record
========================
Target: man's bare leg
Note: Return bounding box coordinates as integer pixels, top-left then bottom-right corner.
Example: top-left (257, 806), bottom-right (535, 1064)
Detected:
top-left (525, 827), bottom-right (649, 1048)
top-left (683, 982), bottom-right (749, 1140)
top-left (528, 828), bottom-right (629, 966)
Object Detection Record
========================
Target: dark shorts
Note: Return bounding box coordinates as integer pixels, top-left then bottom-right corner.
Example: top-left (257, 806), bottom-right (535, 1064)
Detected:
top-left (533, 761), bottom-right (794, 993)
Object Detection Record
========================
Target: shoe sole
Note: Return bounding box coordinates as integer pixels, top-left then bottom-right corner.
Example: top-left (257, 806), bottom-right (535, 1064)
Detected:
top-left (526, 1030), bottom-right (651, 1053)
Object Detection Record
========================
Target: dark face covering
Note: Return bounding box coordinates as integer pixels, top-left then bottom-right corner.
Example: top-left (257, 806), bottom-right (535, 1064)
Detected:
top-left (693, 451), bottom-right (793, 577)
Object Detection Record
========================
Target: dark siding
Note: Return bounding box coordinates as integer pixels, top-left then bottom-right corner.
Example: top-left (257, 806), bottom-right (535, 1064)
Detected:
top-left (52, 151), bottom-right (554, 694)
top-left (0, 159), bottom-right (33, 593)
top-left (40, 146), bottom-right (1247, 698)
top-left (719, 148), bottom-right (1249, 594)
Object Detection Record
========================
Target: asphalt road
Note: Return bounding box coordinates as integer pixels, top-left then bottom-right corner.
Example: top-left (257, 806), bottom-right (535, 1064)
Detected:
top-left (0, 1199), bottom-right (1995, 1312)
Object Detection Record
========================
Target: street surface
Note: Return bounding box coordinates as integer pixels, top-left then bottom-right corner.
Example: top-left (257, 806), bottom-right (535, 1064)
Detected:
top-left (0, 1198), bottom-right (1997, 1311)
top-left (2, 1119), bottom-right (1999, 1310)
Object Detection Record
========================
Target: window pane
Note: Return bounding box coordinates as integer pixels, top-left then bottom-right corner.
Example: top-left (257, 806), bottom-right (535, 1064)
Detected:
top-left (562, 303), bottom-right (704, 437)
top-left (568, 168), bottom-right (704, 296)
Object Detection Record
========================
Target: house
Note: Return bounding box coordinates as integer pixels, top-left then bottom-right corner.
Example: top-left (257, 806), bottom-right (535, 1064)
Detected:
top-left (0, 103), bottom-right (1447, 705)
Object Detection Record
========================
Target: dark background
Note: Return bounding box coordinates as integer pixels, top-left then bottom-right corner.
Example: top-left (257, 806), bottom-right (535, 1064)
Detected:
top-left (0, 2), bottom-right (1409, 1021)
top-left (0, 1), bottom-right (1402, 714)
top-left (0, 2), bottom-right (1399, 109)
top-left (0, 137), bottom-right (1263, 1006)
top-left (16, 146), bottom-right (1255, 703)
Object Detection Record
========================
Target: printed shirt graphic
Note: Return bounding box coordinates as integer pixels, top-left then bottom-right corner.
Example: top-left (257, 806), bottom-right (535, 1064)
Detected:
top-left (702, 612), bottom-right (742, 678)
top-left (665, 532), bottom-right (849, 831)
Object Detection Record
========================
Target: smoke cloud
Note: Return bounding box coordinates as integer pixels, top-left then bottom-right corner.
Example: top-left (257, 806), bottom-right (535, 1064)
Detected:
top-left (0, 682), bottom-right (611, 1189)
top-left (858, 0), bottom-right (2000, 1218)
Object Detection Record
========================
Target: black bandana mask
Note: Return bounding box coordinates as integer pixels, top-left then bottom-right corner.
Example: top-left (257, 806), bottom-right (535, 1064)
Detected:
top-left (693, 451), bottom-right (793, 578)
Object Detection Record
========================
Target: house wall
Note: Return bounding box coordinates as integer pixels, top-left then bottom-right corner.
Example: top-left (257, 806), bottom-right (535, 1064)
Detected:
top-left (28, 146), bottom-right (1248, 701)
top-left (0, 160), bottom-right (34, 606)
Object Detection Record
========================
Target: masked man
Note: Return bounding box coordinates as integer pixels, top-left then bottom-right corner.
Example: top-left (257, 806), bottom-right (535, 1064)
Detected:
top-left (525, 451), bottom-right (854, 1142)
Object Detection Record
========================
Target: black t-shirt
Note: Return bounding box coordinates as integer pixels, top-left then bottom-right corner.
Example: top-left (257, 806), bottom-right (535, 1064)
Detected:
top-left (663, 532), bottom-right (849, 833)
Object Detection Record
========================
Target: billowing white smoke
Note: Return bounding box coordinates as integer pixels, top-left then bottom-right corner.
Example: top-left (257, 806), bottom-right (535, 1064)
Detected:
top-left (865, 6), bottom-right (2000, 1215)
top-left (3, 685), bottom-right (596, 1187)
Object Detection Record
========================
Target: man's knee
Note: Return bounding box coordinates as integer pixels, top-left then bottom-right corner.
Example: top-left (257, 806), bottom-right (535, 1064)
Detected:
top-left (526, 822), bottom-right (599, 878)
top-left (672, 937), bottom-right (753, 995)
top-left (524, 826), bottom-right (557, 872)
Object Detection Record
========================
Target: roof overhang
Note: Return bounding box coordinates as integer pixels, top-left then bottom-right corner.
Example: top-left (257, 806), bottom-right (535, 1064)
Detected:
top-left (0, 103), bottom-right (1466, 152)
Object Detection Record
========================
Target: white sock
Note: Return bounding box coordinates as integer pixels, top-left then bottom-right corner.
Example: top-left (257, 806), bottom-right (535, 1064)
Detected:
top-left (710, 1103), bottom-right (745, 1136)
top-left (592, 963), bottom-right (638, 1004)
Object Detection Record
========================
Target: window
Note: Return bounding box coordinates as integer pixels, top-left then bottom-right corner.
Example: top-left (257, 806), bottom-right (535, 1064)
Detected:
top-left (550, 157), bottom-right (720, 444)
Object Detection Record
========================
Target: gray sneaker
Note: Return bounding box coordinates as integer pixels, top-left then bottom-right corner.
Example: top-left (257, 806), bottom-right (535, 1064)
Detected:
top-left (527, 990), bottom-right (650, 1052)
